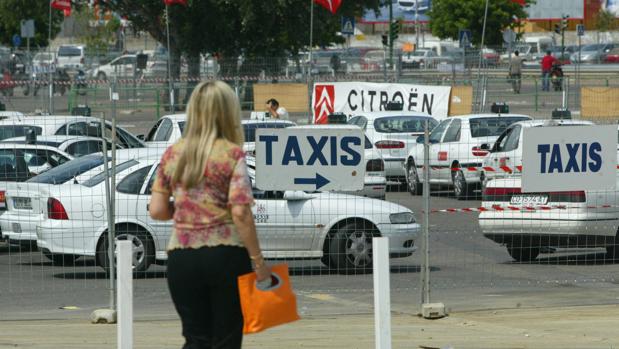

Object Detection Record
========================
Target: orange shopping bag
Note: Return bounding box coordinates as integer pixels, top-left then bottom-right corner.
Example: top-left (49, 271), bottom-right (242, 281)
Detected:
top-left (237, 263), bottom-right (300, 334)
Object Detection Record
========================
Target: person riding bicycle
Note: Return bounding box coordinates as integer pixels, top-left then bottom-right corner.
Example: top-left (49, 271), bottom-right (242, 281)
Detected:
top-left (550, 62), bottom-right (564, 91)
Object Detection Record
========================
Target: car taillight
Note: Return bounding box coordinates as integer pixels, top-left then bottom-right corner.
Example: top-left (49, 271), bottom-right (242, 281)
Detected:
top-left (47, 198), bottom-right (69, 220)
top-left (483, 187), bottom-right (521, 202)
top-left (0, 190), bottom-right (5, 210)
top-left (366, 159), bottom-right (384, 172)
top-left (472, 146), bottom-right (489, 157)
top-left (375, 140), bottom-right (404, 149)
top-left (549, 191), bottom-right (586, 203)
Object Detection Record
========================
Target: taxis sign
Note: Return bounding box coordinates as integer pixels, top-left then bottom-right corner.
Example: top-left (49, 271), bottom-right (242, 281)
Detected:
top-left (522, 125), bottom-right (617, 192)
top-left (255, 128), bottom-right (365, 191)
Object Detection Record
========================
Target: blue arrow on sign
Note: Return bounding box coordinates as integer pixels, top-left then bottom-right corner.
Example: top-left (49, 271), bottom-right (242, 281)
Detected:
top-left (294, 173), bottom-right (330, 190)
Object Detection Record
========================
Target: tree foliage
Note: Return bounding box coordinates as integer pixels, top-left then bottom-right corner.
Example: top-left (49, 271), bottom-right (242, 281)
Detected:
top-left (427, 0), bottom-right (532, 46)
top-left (596, 9), bottom-right (618, 32)
top-left (0, 0), bottom-right (64, 48)
top-left (73, 7), bottom-right (121, 58)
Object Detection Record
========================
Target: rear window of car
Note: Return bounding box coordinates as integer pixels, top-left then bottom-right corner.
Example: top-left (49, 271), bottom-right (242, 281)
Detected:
top-left (0, 125), bottom-right (42, 141)
top-left (28, 154), bottom-right (105, 185)
top-left (243, 123), bottom-right (293, 142)
top-left (82, 159), bottom-right (140, 188)
top-left (58, 46), bottom-right (82, 57)
top-left (469, 117), bottom-right (530, 138)
top-left (373, 116), bottom-right (437, 133)
top-left (178, 121), bottom-right (185, 135)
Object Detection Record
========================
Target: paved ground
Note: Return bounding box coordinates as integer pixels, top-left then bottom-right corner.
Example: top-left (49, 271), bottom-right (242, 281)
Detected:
top-left (1, 305), bottom-right (618, 348)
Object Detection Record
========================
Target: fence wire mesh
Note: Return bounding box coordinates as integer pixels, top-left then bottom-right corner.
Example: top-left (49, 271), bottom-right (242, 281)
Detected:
top-left (0, 66), bottom-right (618, 321)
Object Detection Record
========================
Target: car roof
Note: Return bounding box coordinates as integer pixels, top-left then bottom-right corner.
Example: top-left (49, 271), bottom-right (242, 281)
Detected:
top-left (512, 119), bottom-right (594, 128)
top-left (3, 135), bottom-right (104, 144)
top-left (161, 114), bottom-right (186, 122)
top-left (351, 111), bottom-right (434, 119)
top-left (291, 124), bottom-right (359, 130)
top-left (0, 115), bottom-right (90, 125)
top-left (447, 113), bottom-right (532, 120)
top-left (242, 119), bottom-right (296, 125)
top-left (0, 142), bottom-right (73, 154)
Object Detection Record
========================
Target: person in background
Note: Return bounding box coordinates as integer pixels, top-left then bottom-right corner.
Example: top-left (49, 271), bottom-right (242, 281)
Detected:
top-left (508, 50), bottom-right (524, 94)
top-left (265, 98), bottom-right (289, 119)
top-left (541, 50), bottom-right (558, 92)
top-left (149, 81), bottom-right (271, 349)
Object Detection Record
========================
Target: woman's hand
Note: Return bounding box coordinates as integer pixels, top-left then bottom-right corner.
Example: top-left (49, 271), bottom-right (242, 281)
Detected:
top-left (255, 263), bottom-right (271, 282)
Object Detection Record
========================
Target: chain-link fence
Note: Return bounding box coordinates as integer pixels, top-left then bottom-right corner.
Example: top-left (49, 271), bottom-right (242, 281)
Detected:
top-left (1, 60), bottom-right (619, 324)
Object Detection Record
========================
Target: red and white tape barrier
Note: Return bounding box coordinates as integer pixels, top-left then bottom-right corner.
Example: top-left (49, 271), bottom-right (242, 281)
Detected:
top-left (429, 204), bottom-right (615, 213)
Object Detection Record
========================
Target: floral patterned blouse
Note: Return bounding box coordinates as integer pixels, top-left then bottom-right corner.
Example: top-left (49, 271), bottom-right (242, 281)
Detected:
top-left (152, 138), bottom-right (254, 251)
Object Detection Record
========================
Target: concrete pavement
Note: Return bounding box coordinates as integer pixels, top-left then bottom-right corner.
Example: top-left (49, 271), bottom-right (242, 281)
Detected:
top-left (1, 305), bottom-right (618, 349)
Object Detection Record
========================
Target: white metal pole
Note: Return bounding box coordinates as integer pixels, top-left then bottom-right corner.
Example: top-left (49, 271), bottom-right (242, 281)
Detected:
top-left (373, 237), bottom-right (392, 349)
top-left (422, 120), bottom-right (430, 304)
top-left (307, 0), bottom-right (315, 124)
top-left (48, 1), bottom-right (54, 114)
top-left (117, 240), bottom-right (133, 349)
top-left (475, 0), bottom-right (490, 112)
top-left (165, 5), bottom-right (174, 111)
top-left (100, 111), bottom-right (114, 311)
top-left (415, 0), bottom-right (419, 49)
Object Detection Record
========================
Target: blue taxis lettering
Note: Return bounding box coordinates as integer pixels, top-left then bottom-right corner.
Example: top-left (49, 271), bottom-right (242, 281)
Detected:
top-left (537, 142), bottom-right (602, 174)
top-left (259, 135), bottom-right (361, 166)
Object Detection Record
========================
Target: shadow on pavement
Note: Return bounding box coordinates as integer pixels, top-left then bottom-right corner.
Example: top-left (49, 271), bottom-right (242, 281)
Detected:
top-left (289, 264), bottom-right (438, 276)
top-left (53, 270), bottom-right (167, 280)
top-left (508, 252), bottom-right (618, 266)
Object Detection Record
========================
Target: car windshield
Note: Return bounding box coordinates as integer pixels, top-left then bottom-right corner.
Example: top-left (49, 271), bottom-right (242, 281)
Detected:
top-left (374, 116), bottom-right (437, 133)
top-left (243, 123), bottom-right (292, 142)
top-left (58, 46), bottom-right (82, 56)
top-left (27, 154), bottom-right (105, 184)
top-left (34, 53), bottom-right (53, 61)
top-left (469, 117), bottom-right (530, 138)
top-left (411, 51), bottom-right (428, 56)
top-left (0, 125), bottom-right (42, 141)
top-left (82, 159), bottom-right (140, 188)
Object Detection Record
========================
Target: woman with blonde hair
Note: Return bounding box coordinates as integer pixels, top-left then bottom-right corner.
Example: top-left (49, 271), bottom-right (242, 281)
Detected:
top-left (149, 80), bottom-right (270, 349)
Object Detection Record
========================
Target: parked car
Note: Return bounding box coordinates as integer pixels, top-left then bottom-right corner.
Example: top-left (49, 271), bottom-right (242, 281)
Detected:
top-left (89, 54), bottom-right (137, 80)
top-left (56, 45), bottom-right (85, 70)
top-left (401, 48), bottom-right (438, 69)
top-left (479, 174), bottom-right (619, 262)
top-left (603, 47), bottom-right (619, 63)
top-left (3, 135), bottom-right (116, 157)
top-left (481, 48), bottom-right (500, 67)
top-left (18, 153), bottom-right (418, 271)
top-left (397, 0), bottom-right (430, 12)
top-left (480, 120), bottom-right (595, 187)
top-left (571, 43), bottom-right (616, 64)
top-left (403, 114), bottom-right (532, 199)
top-left (0, 116), bottom-right (146, 149)
top-left (242, 119), bottom-right (297, 156)
top-left (144, 114), bottom-right (186, 145)
top-left (348, 112), bottom-right (438, 183)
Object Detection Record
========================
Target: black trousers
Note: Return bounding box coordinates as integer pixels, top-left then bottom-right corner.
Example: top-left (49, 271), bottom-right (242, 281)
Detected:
top-left (167, 246), bottom-right (252, 349)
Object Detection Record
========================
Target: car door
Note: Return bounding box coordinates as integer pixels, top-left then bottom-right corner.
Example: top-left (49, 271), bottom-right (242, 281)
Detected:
top-left (486, 124), bottom-right (521, 178)
top-left (64, 140), bottom-right (105, 157)
top-left (441, 118), bottom-right (462, 181)
top-left (22, 148), bottom-right (70, 175)
top-left (426, 119), bottom-right (450, 181)
top-left (153, 118), bottom-right (173, 142)
top-left (251, 189), bottom-right (316, 253)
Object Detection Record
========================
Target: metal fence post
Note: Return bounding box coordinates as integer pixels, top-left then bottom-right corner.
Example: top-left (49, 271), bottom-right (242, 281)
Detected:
top-left (117, 240), bottom-right (133, 349)
top-left (420, 120), bottom-right (430, 305)
top-left (108, 79), bottom-right (118, 310)
top-left (534, 78), bottom-right (539, 112)
top-left (562, 76), bottom-right (568, 109)
top-left (373, 237), bottom-right (392, 349)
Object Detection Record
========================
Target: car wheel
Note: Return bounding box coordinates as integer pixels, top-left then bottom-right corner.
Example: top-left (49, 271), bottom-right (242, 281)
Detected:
top-left (43, 251), bottom-right (80, 266)
top-left (452, 168), bottom-right (470, 200)
top-left (407, 161), bottom-right (422, 196)
top-left (507, 245), bottom-right (540, 262)
top-left (97, 229), bottom-right (155, 273)
top-left (96, 72), bottom-right (107, 81)
top-left (329, 222), bottom-right (377, 274)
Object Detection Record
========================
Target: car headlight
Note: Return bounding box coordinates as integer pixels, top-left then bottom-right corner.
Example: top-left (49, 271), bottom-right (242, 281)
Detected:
top-left (389, 212), bottom-right (415, 224)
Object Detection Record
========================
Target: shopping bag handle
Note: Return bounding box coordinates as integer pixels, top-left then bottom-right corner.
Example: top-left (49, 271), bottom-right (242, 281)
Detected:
top-left (256, 272), bottom-right (282, 291)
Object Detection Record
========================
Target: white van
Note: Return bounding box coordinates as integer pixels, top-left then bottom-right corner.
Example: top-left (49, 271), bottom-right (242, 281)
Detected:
top-left (56, 45), bottom-right (85, 69)
top-left (524, 36), bottom-right (555, 60)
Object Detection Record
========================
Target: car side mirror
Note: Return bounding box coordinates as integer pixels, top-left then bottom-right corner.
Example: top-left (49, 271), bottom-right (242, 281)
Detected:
top-left (283, 191), bottom-right (312, 201)
top-left (480, 143), bottom-right (490, 151)
top-left (137, 134), bottom-right (145, 140)
top-left (416, 135), bottom-right (425, 144)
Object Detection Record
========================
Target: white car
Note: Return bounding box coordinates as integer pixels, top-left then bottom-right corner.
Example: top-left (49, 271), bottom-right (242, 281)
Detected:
top-left (0, 148), bottom-right (165, 250)
top-left (481, 120), bottom-right (594, 186)
top-left (56, 45), bottom-right (85, 70)
top-left (89, 54), bottom-right (137, 80)
top-left (401, 49), bottom-right (438, 69)
top-left (3, 135), bottom-right (117, 157)
top-left (397, 0), bottom-right (429, 12)
top-left (348, 112), bottom-right (438, 183)
top-left (479, 176), bottom-right (619, 262)
top-left (0, 116), bottom-right (146, 149)
top-left (403, 114), bottom-right (532, 199)
top-left (11, 155), bottom-right (418, 271)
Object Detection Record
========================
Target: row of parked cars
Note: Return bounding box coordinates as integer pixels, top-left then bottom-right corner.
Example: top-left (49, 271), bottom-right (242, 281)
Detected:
top-left (0, 112), bottom-right (420, 273)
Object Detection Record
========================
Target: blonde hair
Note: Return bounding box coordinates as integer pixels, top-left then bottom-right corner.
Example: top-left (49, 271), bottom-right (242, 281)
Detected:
top-left (172, 81), bottom-right (243, 189)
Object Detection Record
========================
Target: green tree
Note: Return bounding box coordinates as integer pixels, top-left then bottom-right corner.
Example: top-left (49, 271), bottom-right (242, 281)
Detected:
top-left (427, 0), bottom-right (532, 46)
top-left (0, 0), bottom-right (64, 48)
top-left (596, 9), bottom-right (617, 32)
top-left (73, 7), bottom-right (121, 61)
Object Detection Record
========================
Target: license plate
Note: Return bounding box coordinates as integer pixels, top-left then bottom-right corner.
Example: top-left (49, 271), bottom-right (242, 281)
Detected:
top-left (510, 195), bottom-right (548, 205)
top-left (13, 197), bottom-right (32, 210)
top-left (12, 223), bottom-right (21, 234)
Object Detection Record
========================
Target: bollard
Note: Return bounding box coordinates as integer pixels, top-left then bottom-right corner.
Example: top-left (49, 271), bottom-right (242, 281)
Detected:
top-left (117, 240), bottom-right (133, 349)
top-left (373, 237), bottom-right (391, 349)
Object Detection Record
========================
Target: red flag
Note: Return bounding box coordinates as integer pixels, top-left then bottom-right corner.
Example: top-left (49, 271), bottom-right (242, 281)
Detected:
top-left (63, 8), bottom-right (71, 17)
top-left (163, 0), bottom-right (188, 5)
top-left (51, 0), bottom-right (71, 12)
top-left (314, 0), bottom-right (342, 14)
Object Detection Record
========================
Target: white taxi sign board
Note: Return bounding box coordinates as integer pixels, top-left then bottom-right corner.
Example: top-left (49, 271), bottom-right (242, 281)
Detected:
top-left (522, 125), bottom-right (617, 192)
top-left (255, 127), bottom-right (365, 191)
